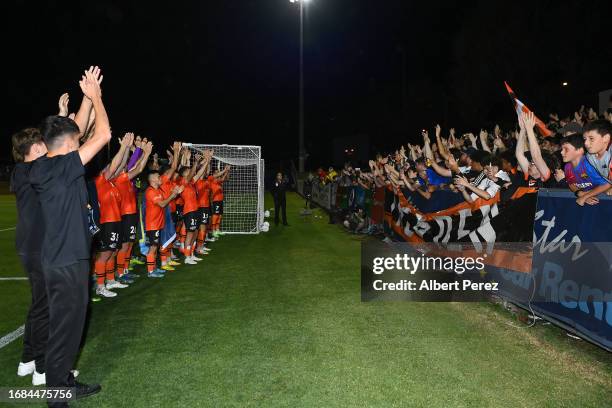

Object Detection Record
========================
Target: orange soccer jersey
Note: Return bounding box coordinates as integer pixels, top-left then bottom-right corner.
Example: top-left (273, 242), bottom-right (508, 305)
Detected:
top-left (145, 186), bottom-right (166, 231)
top-left (174, 176), bottom-right (185, 207)
top-left (113, 171), bottom-right (137, 215)
top-left (210, 177), bottom-right (224, 202)
top-left (180, 180), bottom-right (199, 214)
top-left (160, 174), bottom-right (177, 213)
top-left (95, 174), bottom-right (122, 224)
top-left (195, 179), bottom-right (211, 208)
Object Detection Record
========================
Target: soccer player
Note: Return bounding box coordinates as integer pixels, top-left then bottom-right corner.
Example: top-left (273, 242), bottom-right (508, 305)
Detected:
top-left (11, 128), bottom-right (49, 385)
top-left (113, 138), bottom-right (153, 283)
top-left (93, 132), bottom-right (134, 298)
top-left (160, 141), bottom-right (183, 263)
top-left (145, 171), bottom-right (183, 277)
top-left (210, 164), bottom-right (231, 238)
top-left (577, 120), bottom-right (612, 206)
top-left (193, 150), bottom-right (214, 254)
top-left (29, 66), bottom-right (108, 402)
top-left (178, 156), bottom-right (204, 264)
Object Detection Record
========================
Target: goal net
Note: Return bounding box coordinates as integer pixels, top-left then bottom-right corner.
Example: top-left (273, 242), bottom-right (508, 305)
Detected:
top-left (183, 144), bottom-right (264, 234)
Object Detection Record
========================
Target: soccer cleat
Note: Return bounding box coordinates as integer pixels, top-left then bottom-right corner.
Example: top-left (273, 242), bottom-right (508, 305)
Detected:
top-left (106, 280), bottom-right (129, 289)
top-left (32, 370), bottom-right (80, 386)
top-left (91, 296), bottom-right (102, 303)
top-left (191, 255), bottom-right (203, 261)
top-left (161, 264), bottom-right (175, 271)
top-left (96, 285), bottom-right (117, 298)
top-left (205, 236), bottom-right (216, 242)
top-left (184, 257), bottom-right (197, 265)
top-left (169, 260), bottom-right (181, 266)
top-left (130, 257), bottom-right (145, 265)
top-left (117, 275), bottom-right (134, 284)
top-left (124, 272), bottom-right (139, 279)
top-left (17, 360), bottom-right (35, 377)
top-left (148, 271), bottom-right (165, 278)
top-left (201, 246), bottom-right (212, 252)
top-left (196, 248), bottom-right (208, 255)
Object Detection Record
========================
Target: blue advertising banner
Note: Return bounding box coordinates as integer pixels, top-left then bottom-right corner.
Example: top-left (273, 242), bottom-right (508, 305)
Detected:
top-left (493, 189), bottom-right (612, 351)
top-left (530, 189), bottom-right (612, 351)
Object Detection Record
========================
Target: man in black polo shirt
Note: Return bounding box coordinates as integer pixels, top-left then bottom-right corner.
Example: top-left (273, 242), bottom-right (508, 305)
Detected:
top-left (11, 128), bottom-right (49, 384)
top-left (29, 66), bottom-right (110, 405)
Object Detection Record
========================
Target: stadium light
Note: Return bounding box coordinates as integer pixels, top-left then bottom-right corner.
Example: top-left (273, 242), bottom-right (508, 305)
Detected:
top-left (289, 0), bottom-right (311, 173)
top-left (562, 82), bottom-right (568, 86)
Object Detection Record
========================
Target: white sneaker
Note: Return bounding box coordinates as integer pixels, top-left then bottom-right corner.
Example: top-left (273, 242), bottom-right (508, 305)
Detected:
top-left (106, 280), bottom-right (128, 289)
top-left (96, 285), bottom-right (117, 298)
top-left (191, 255), bottom-right (203, 261)
top-left (32, 370), bottom-right (80, 386)
top-left (184, 257), bottom-right (197, 265)
top-left (17, 360), bottom-right (35, 376)
top-left (32, 370), bottom-right (45, 386)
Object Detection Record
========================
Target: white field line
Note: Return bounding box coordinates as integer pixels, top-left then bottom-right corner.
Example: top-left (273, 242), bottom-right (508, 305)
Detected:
top-left (0, 325), bottom-right (25, 350)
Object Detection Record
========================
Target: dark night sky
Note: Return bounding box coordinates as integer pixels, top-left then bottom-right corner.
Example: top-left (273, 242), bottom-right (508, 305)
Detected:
top-left (3, 0), bottom-right (612, 168)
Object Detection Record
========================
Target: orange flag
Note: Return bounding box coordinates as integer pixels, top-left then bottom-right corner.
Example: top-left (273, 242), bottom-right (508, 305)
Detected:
top-left (504, 81), bottom-right (553, 137)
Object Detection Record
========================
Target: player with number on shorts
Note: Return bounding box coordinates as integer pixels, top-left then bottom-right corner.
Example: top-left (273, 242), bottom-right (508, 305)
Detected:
top-left (112, 138), bottom-right (152, 283)
top-left (145, 171), bottom-right (183, 278)
top-left (93, 133), bottom-right (135, 298)
top-left (210, 164), bottom-right (231, 239)
top-left (193, 149), bottom-right (214, 255)
top-left (178, 155), bottom-right (206, 264)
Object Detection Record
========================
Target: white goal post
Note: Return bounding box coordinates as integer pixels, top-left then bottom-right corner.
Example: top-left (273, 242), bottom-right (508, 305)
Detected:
top-left (183, 143), bottom-right (264, 234)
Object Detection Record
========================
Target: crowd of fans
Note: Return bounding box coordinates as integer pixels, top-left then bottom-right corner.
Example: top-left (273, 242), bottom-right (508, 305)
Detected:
top-left (9, 66), bottom-right (231, 400)
top-left (310, 104), bottom-right (612, 234)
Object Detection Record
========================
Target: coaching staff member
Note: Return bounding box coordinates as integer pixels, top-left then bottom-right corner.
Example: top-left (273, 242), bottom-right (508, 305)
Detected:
top-left (11, 128), bottom-right (49, 383)
top-left (271, 172), bottom-right (289, 226)
top-left (30, 67), bottom-right (109, 405)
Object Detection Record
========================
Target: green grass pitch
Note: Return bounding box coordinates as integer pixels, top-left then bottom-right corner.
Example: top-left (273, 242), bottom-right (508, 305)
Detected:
top-left (0, 191), bottom-right (610, 407)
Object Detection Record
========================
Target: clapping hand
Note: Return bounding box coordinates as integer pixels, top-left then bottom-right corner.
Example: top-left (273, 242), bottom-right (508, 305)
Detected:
top-left (58, 93), bottom-right (69, 116)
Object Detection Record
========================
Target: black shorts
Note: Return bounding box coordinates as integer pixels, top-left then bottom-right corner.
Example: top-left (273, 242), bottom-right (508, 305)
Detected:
top-left (121, 213), bottom-right (139, 243)
top-left (146, 230), bottom-right (160, 246)
top-left (176, 205), bottom-right (184, 218)
top-left (200, 207), bottom-right (211, 225)
top-left (212, 201), bottom-right (223, 215)
top-left (184, 211), bottom-right (200, 232)
top-left (98, 221), bottom-right (121, 251)
top-left (171, 210), bottom-right (179, 224)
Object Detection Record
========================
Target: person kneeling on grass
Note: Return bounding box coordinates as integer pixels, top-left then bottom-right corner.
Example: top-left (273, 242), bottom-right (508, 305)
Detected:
top-left (145, 171), bottom-right (183, 278)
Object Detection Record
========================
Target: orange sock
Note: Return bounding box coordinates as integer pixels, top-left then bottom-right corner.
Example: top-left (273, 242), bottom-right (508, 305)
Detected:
top-left (197, 229), bottom-right (205, 249)
top-left (95, 260), bottom-right (106, 286)
top-left (179, 224), bottom-right (186, 247)
top-left (105, 257), bottom-right (116, 281)
top-left (116, 250), bottom-right (126, 275)
top-left (124, 243), bottom-right (133, 272)
top-left (146, 249), bottom-right (157, 273)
